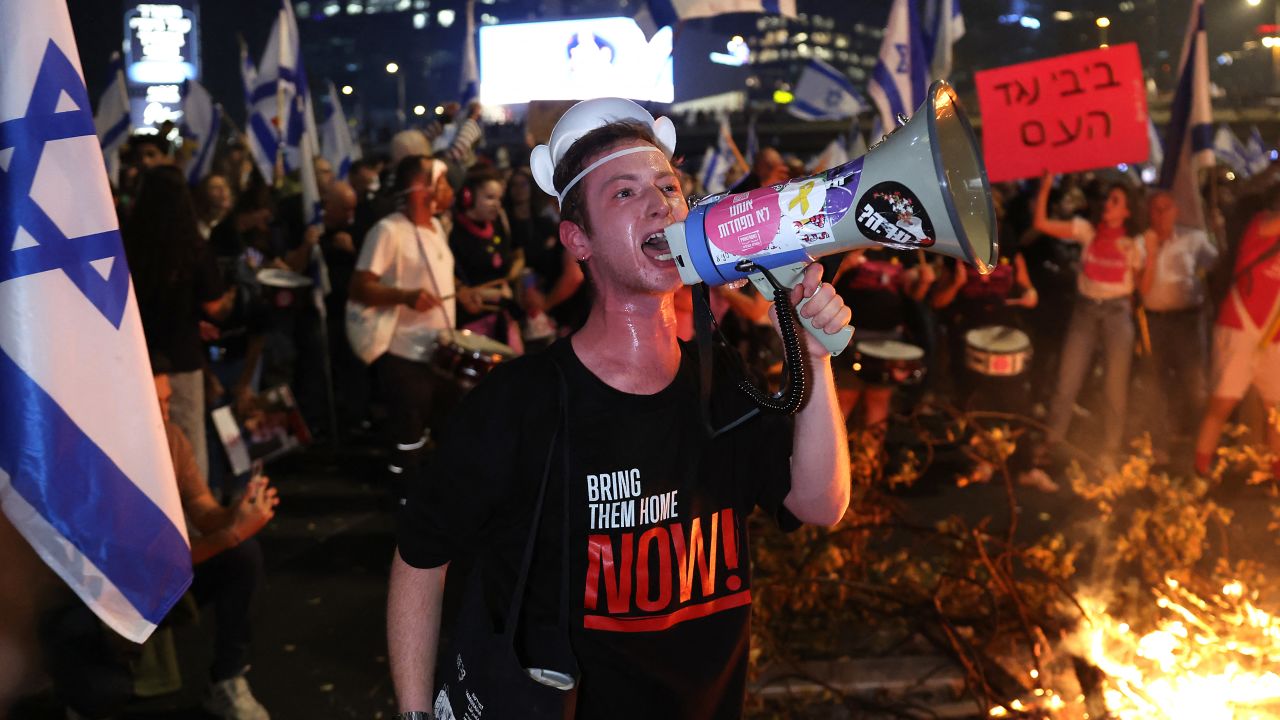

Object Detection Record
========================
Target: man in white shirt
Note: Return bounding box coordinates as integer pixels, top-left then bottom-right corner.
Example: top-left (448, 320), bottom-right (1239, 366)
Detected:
top-left (349, 156), bottom-right (457, 503)
top-left (1137, 190), bottom-right (1218, 453)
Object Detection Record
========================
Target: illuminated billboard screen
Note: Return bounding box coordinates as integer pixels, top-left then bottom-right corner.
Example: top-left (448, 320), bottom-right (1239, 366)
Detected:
top-left (479, 18), bottom-right (674, 105)
top-left (124, 3), bottom-right (199, 85)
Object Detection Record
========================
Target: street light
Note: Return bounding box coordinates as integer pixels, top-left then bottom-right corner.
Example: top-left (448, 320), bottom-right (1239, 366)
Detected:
top-left (386, 62), bottom-right (405, 129)
top-left (1096, 16), bottom-right (1110, 47)
top-left (413, 104), bottom-right (426, 116)
top-left (341, 84), bottom-right (354, 95)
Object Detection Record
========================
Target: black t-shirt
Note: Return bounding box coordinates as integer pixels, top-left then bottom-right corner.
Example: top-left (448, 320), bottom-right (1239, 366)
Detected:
top-left (450, 214), bottom-right (515, 328)
top-left (511, 211), bottom-right (590, 331)
top-left (398, 339), bottom-right (798, 719)
top-left (138, 244), bottom-right (225, 373)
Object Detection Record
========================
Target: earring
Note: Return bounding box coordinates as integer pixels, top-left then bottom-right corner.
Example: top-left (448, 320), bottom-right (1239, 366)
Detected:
top-left (579, 255), bottom-right (588, 262)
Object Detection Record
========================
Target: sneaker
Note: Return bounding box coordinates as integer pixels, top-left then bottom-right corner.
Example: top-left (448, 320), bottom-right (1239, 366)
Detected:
top-left (203, 675), bottom-right (270, 720)
top-left (1017, 468), bottom-right (1060, 493)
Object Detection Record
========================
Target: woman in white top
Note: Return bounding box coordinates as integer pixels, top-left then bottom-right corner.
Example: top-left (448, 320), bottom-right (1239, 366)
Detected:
top-left (349, 155), bottom-right (458, 502)
top-left (1032, 172), bottom-right (1145, 464)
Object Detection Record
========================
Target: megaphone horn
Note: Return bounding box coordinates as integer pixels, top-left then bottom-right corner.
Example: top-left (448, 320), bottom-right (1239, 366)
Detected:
top-left (666, 79), bottom-right (998, 356)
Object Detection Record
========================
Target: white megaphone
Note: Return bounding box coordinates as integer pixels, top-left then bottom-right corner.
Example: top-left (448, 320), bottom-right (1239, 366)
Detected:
top-left (665, 79), bottom-right (998, 356)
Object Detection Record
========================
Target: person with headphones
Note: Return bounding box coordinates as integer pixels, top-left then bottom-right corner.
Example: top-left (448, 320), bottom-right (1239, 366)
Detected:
top-left (388, 99), bottom-right (851, 720)
top-left (449, 167), bottom-right (525, 351)
top-left (348, 155), bottom-right (458, 504)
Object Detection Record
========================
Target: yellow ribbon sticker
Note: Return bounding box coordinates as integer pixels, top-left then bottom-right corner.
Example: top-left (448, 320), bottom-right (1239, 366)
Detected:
top-left (788, 180), bottom-right (816, 216)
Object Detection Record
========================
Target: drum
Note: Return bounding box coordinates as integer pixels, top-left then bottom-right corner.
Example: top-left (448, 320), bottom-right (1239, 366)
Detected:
top-left (964, 325), bottom-right (1031, 377)
top-left (432, 329), bottom-right (515, 386)
top-left (851, 339), bottom-right (926, 386)
top-left (256, 268), bottom-right (312, 309)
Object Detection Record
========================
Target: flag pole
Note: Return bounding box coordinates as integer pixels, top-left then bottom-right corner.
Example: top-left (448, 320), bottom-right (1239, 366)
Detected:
top-left (273, 10), bottom-right (287, 188)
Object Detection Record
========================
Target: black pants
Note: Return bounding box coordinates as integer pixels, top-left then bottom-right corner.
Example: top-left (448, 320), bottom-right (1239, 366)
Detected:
top-left (375, 353), bottom-right (441, 502)
top-left (41, 538), bottom-right (264, 717)
top-left (192, 537), bottom-right (264, 682)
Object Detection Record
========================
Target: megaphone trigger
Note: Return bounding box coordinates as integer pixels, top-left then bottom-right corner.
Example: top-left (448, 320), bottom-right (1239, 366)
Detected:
top-left (742, 260), bottom-right (854, 357)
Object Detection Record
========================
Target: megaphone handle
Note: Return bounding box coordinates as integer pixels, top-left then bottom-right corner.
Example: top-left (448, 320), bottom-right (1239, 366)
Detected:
top-left (746, 261), bottom-right (854, 357)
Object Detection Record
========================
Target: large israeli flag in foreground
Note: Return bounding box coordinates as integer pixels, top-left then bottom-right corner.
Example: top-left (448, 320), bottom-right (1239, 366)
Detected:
top-left (0, 0), bottom-right (191, 643)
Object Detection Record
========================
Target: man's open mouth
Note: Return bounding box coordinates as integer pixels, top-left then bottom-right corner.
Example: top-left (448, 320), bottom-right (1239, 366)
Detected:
top-left (642, 231), bottom-right (673, 261)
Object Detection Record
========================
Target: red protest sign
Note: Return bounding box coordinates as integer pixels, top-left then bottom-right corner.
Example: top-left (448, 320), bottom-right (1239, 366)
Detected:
top-left (975, 43), bottom-right (1149, 183)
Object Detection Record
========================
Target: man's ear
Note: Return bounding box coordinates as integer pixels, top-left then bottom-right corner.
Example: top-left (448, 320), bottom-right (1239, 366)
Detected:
top-left (560, 219), bottom-right (590, 261)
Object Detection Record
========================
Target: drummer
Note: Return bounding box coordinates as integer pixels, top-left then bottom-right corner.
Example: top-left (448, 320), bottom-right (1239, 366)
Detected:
top-left (832, 247), bottom-right (936, 439)
top-left (930, 251), bottom-right (1038, 410)
top-left (349, 155), bottom-right (461, 504)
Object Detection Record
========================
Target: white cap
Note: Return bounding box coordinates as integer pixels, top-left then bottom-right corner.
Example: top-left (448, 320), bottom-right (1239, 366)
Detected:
top-left (530, 97), bottom-right (677, 205)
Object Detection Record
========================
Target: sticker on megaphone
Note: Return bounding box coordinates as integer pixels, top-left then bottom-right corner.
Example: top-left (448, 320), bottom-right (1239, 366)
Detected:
top-left (699, 159), bottom-right (861, 271)
top-left (854, 181), bottom-right (936, 251)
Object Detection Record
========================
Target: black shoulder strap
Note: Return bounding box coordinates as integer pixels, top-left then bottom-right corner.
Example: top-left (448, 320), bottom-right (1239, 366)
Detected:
top-left (503, 356), bottom-right (567, 644)
top-left (692, 284), bottom-right (760, 439)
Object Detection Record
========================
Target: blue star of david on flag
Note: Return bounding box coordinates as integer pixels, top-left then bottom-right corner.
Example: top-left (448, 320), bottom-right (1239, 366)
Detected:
top-left (0, 41), bottom-right (131, 328)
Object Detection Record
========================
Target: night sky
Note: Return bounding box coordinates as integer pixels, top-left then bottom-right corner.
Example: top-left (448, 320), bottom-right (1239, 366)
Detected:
top-left (64, 0), bottom-right (1269, 125)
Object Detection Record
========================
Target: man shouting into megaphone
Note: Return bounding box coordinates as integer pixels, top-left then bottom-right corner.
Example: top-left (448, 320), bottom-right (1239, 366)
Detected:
top-left (387, 97), bottom-right (852, 720)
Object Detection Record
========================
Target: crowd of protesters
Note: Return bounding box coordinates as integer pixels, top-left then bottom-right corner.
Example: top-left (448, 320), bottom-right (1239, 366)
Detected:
top-left (33, 96), bottom-right (1280, 719)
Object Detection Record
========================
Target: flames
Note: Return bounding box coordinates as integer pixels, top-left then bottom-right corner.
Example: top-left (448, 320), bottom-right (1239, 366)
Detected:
top-left (1078, 577), bottom-right (1280, 719)
top-left (993, 577), bottom-right (1280, 719)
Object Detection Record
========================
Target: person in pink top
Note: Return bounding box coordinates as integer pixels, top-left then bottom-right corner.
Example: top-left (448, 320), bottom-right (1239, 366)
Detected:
top-left (1195, 187), bottom-right (1280, 476)
top-left (1032, 173), bottom-right (1145, 464)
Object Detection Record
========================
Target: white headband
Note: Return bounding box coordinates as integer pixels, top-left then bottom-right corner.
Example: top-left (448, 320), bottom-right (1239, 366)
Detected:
top-left (555, 145), bottom-right (665, 206)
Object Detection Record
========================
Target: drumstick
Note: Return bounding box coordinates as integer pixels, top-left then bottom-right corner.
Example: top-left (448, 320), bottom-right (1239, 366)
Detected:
top-left (1135, 306), bottom-right (1151, 357)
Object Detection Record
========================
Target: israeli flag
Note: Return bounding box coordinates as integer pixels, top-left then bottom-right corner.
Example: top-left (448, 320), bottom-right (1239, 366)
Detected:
top-left (1147, 116), bottom-right (1165, 171)
top-left (645, 0), bottom-right (795, 25)
top-left (849, 122), bottom-right (869, 158)
top-left (868, 0), bottom-right (929, 133)
top-left (240, 38), bottom-right (270, 183)
top-left (460, 0), bottom-right (479, 106)
top-left (0, 0), bottom-right (191, 643)
top-left (744, 114), bottom-right (758, 166)
top-left (1213, 125), bottom-right (1248, 176)
top-left (181, 79), bottom-right (220, 187)
top-left (699, 116), bottom-right (734, 195)
top-left (922, 0), bottom-right (965, 81)
top-left (92, 52), bottom-right (131, 190)
top-left (1158, 0), bottom-right (1212, 229)
top-left (320, 82), bottom-right (360, 181)
top-left (1246, 126), bottom-right (1272, 176)
top-left (247, 1), bottom-right (322, 226)
top-left (809, 136), bottom-right (850, 174)
top-left (246, 1), bottom-right (306, 185)
top-left (788, 59), bottom-right (864, 121)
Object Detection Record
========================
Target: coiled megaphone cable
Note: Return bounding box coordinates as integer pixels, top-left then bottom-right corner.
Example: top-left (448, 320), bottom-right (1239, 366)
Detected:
top-left (733, 262), bottom-right (807, 416)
